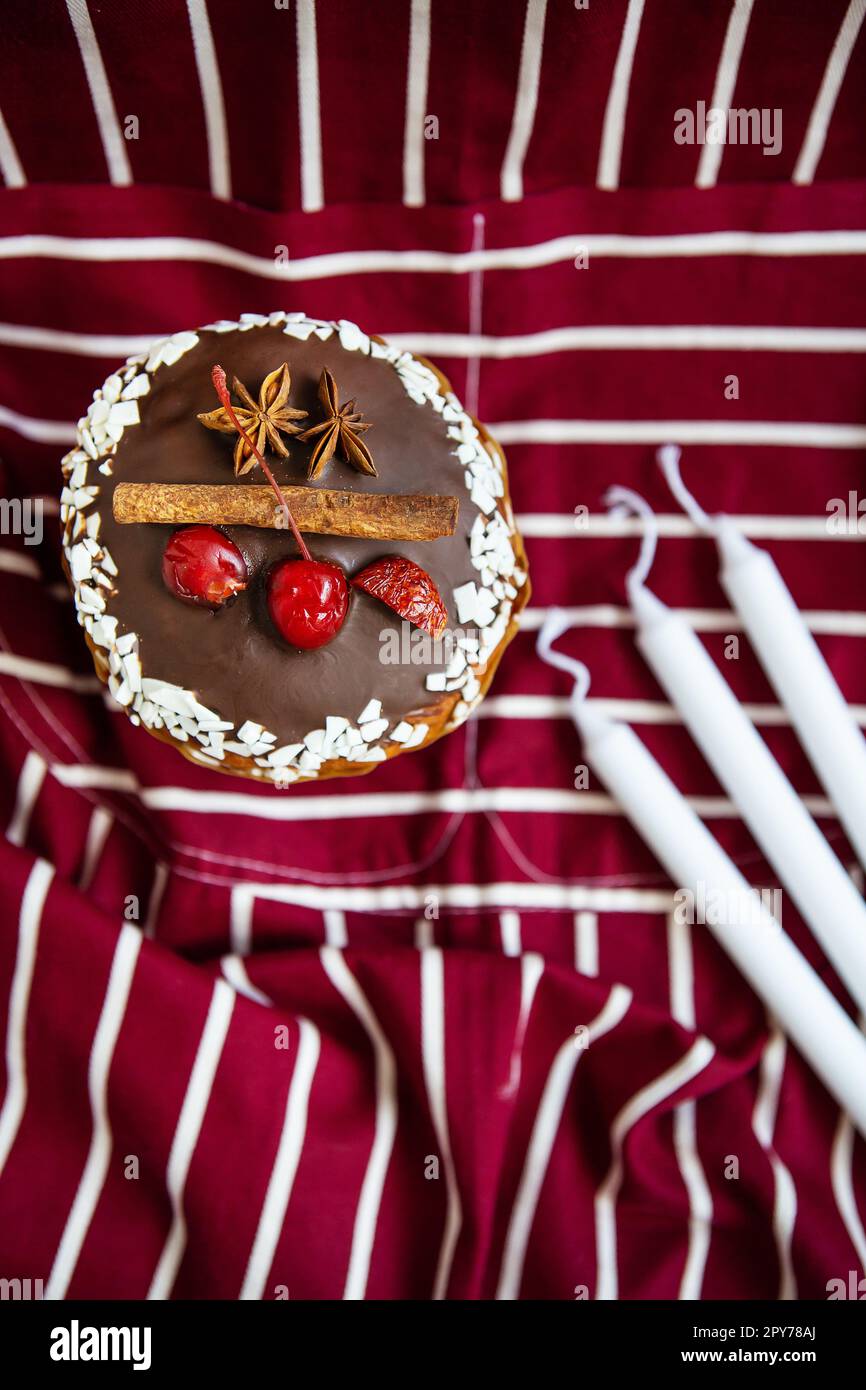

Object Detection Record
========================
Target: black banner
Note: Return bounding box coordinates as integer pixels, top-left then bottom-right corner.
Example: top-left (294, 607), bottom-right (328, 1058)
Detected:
top-left (0, 1296), bottom-right (861, 1375)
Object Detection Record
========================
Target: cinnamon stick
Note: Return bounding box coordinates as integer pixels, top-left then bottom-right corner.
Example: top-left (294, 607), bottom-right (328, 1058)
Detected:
top-left (113, 483), bottom-right (458, 540)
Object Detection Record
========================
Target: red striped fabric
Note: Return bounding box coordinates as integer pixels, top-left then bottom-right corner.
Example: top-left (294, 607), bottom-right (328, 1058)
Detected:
top-left (1, 1), bottom-right (865, 1300)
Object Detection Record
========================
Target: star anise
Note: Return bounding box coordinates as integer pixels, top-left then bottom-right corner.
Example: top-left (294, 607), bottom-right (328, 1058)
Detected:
top-left (197, 363), bottom-right (308, 476)
top-left (298, 367), bottom-right (377, 479)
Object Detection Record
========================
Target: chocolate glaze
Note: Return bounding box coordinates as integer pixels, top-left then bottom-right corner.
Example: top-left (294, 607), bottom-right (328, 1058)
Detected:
top-left (98, 326), bottom-right (480, 743)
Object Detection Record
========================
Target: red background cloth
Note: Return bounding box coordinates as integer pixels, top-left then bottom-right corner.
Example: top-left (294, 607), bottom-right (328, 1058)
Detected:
top-left (0, 0), bottom-right (864, 1299)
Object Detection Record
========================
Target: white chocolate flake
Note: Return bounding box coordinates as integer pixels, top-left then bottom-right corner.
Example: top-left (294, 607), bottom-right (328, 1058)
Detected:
top-left (357, 698), bottom-right (382, 724)
top-left (360, 718), bottom-right (388, 743)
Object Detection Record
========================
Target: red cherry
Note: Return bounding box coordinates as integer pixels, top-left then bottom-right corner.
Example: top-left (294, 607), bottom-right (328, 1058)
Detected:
top-left (267, 557), bottom-right (348, 650)
top-left (162, 526), bottom-right (248, 608)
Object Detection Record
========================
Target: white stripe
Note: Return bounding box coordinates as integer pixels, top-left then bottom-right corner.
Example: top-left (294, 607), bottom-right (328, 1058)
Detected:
top-left (214, 882), bottom-right (679, 914)
top-left (464, 216), bottom-right (485, 422)
top-left (519, 512), bottom-right (866, 541)
top-left (497, 985), bottom-right (632, 1298)
top-left (421, 949), bottom-right (462, 1299)
top-left (596, 0), bottom-right (645, 190)
top-left (563, 690), bottom-right (866, 729)
top-left (323, 909), bottom-right (348, 948)
top-left (752, 1026), bottom-right (798, 1299)
top-left (829, 997), bottom-right (866, 1268)
top-left (482, 694), bottom-right (866, 733)
top-left (519, 604), bottom-right (866, 636)
top-left (3, 228), bottom-right (865, 278)
top-left (220, 953), bottom-right (273, 1007)
top-left (0, 322), bottom-right (155, 356)
top-left (0, 551), bottom-right (41, 579)
top-left (831, 1107), bottom-right (866, 1272)
top-left (501, 952), bottom-right (545, 1101)
top-left (296, 0), bottom-right (324, 212)
top-left (501, 0), bottom-right (548, 202)
top-left (499, 910), bottom-right (522, 957)
top-left (142, 862), bottom-right (169, 939)
top-left (403, 0), bottom-right (431, 207)
top-left (574, 911), bottom-right (598, 976)
top-left (594, 1036), bottom-right (716, 1299)
top-left (10, 320), bottom-right (866, 361)
top-left (65, 0), bottom-right (132, 186)
top-left (147, 980), bottom-right (235, 1299)
top-left (667, 913), bottom-right (696, 1031)
top-left (45, 923), bottom-right (142, 1299)
top-left (49, 764), bottom-right (839, 820)
top-left (695, 0), bottom-right (755, 188)
top-left (0, 859), bottom-right (54, 1177)
top-left (0, 104), bottom-right (25, 188)
top-left (230, 885), bottom-right (254, 956)
top-left (240, 1018), bottom-right (321, 1299)
top-left (139, 782), bottom-right (836, 821)
top-left (53, 764), bottom-right (137, 792)
top-left (321, 948), bottom-right (398, 1300)
top-left (6, 752), bottom-right (47, 847)
top-left (78, 806), bottom-right (112, 891)
top-left (494, 418), bottom-right (866, 448)
top-left (520, 953), bottom-right (544, 1018)
top-left (793, 0), bottom-right (866, 185)
top-left (0, 653), bottom-right (100, 691)
top-left (0, 405), bottom-right (77, 445)
top-left (186, 0), bottom-right (231, 199)
top-left (666, 913), bottom-right (713, 1300)
top-left (393, 323), bottom-right (866, 357)
top-left (414, 917), bottom-right (435, 949)
top-left (672, 1100), bottom-right (712, 1300)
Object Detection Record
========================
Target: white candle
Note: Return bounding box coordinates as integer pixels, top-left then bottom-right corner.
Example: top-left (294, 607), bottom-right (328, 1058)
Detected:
top-left (718, 520), bottom-right (866, 876)
top-left (658, 441), bottom-right (866, 877)
top-left (541, 650), bottom-right (866, 1139)
top-left (631, 581), bottom-right (866, 1017)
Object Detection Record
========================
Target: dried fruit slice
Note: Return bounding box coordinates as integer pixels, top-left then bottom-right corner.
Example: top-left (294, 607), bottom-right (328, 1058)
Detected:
top-left (352, 556), bottom-right (448, 638)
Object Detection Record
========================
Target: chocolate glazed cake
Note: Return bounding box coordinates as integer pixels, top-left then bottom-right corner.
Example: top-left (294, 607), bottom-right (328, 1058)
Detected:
top-left (60, 313), bottom-right (530, 783)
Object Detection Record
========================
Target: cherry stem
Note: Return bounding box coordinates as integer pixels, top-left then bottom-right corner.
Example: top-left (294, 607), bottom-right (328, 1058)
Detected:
top-left (211, 364), bottom-right (312, 562)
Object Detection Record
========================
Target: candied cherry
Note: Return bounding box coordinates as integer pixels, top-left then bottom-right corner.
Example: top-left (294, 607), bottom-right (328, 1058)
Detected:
top-left (162, 526), bottom-right (247, 608)
top-left (267, 557), bottom-right (348, 650)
